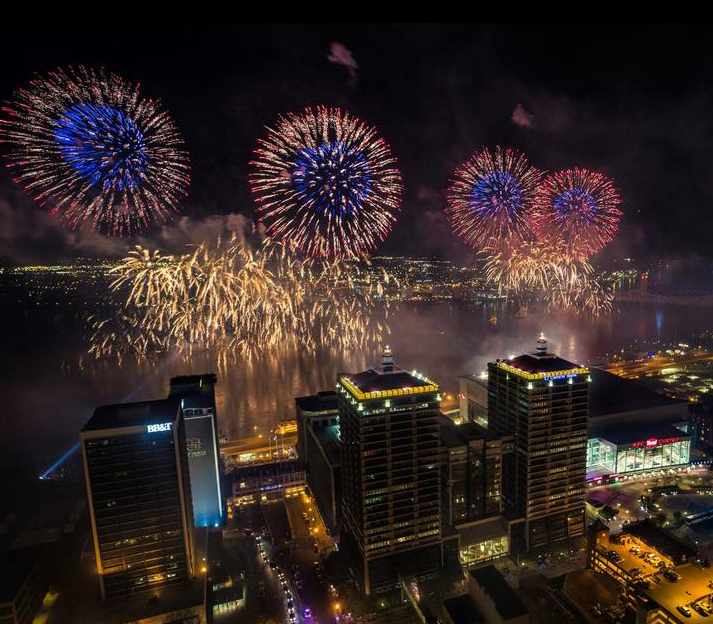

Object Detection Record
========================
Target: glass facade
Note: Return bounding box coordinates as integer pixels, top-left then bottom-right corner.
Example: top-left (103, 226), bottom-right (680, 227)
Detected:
top-left (615, 439), bottom-right (690, 473)
top-left (83, 424), bottom-right (194, 601)
top-left (459, 535), bottom-right (509, 567)
top-left (587, 437), bottom-right (691, 475)
top-left (587, 438), bottom-right (617, 473)
top-left (183, 407), bottom-right (222, 528)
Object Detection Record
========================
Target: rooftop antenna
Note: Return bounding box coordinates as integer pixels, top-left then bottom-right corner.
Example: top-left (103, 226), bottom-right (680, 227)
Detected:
top-left (382, 345), bottom-right (394, 373)
top-left (536, 333), bottom-right (548, 357)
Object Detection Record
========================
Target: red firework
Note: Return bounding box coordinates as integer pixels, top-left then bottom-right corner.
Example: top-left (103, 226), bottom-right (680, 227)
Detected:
top-left (533, 168), bottom-right (622, 257)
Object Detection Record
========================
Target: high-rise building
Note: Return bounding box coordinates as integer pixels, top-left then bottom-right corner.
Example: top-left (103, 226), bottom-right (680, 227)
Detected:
top-left (80, 399), bottom-right (196, 602)
top-left (169, 374), bottom-right (223, 528)
top-left (295, 392), bottom-right (341, 535)
top-left (295, 391), bottom-right (339, 465)
top-left (487, 336), bottom-right (589, 553)
top-left (439, 414), bottom-right (506, 526)
top-left (457, 374), bottom-right (489, 427)
top-left (337, 347), bottom-right (443, 595)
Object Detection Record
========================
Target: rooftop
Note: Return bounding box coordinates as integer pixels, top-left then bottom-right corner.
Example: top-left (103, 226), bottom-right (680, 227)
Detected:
top-left (591, 421), bottom-right (689, 446)
top-left (589, 368), bottom-right (688, 418)
top-left (339, 365), bottom-right (438, 400)
top-left (641, 562), bottom-right (713, 624)
top-left (443, 594), bottom-right (483, 624)
top-left (458, 374), bottom-right (488, 387)
top-left (295, 390), bottom-right (339, 414)
top-left (81, 398), bottom-right (179, 432)
top-left (469, 564), bottom-right (527, 620)
top-left (349, 367), bottom-right (436, 393)
top-left (493, 336), bottom-right (589, 380)
top-left (178, 389), bottom-right (215, 410)
top-left (438, 414), bottom-right (493, 448)
top-left (595, 526), bottom-right (709, 624)
top-left (623, 519), bottom-right (696, 564)
top-left (500, 352), bottom-right (584, 375)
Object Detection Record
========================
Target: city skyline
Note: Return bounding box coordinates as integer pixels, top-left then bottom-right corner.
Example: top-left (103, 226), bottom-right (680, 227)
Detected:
top-left (6, 22), bottom-right (713, 624)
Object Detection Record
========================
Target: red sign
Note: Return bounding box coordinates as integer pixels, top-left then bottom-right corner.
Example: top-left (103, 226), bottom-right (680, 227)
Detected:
top-left (630, 437), bottom-right (679, 448)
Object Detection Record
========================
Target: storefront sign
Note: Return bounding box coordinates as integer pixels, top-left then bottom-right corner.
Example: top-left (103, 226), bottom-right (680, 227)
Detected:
top-left (630, 436), bottom-right (679, 448)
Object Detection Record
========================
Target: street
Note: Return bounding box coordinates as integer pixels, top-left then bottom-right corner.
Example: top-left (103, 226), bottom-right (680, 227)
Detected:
top-left (228, 488), bottom-right (337, 624)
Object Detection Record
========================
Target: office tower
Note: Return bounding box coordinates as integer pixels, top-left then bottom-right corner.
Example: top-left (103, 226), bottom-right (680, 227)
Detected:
top-left (296, 392), bottom-right (341, 536)
top-left (487, 336), bottom-right (589, 553)
top-left (295, 390), bottom-right (339, 465)
top-left (338, 347), bottom-right (443, 595)
top-left (439, 414), bottom-right (506, 526)
top-left (169, 374), bottom-right (223, 528)
top-left (80, 399), bottom-right (196, 602)
top-left (457, 374), bottom-right (489, 427)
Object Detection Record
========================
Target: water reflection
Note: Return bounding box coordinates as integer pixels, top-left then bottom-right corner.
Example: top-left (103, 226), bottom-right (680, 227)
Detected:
top-left (5, 298), bottom-right (713, 467)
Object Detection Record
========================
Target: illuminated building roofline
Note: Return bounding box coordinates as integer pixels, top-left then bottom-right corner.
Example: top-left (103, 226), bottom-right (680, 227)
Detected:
top-left (494, 361), bottom-right (589, 381)
top-left (338, 375), bottom-right (438, 401)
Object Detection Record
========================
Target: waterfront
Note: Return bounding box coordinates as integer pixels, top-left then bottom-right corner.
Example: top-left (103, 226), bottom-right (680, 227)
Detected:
top-left (2, 260), bottom-right (713, 476)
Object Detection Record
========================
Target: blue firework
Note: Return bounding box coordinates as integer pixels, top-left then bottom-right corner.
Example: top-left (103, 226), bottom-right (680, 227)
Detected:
top-left (447, 146), bottom-right (542, 251)
top-left (250, 106), bottom-right (401, 259)
top-left (54, 103), bottom-right (149, 193)
top-left (534, 168), bottom-right (622, 257)
top-left (0, 66), bottom-right (190, 235)
top-left (292, 139), bottom-right (372, 218)
top-left (471, 171), bottom-right (524, 220)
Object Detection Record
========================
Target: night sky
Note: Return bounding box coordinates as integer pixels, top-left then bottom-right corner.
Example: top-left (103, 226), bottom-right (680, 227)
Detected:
top-left (2, 23), bottom-right (713, 262)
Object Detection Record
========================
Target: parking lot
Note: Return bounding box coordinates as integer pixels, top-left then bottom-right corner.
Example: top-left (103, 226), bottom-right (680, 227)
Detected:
top-left (641, 563), bottom-right (713, 622)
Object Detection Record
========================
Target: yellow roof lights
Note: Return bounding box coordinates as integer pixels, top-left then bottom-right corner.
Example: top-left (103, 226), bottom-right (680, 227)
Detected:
top-left (339, 375), bottom-right (438, 401)
top-left (495, 361), bottom-right (589, 381)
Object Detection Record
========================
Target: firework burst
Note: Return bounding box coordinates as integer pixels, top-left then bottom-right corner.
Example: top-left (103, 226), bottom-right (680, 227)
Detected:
top-left (249, 106), bottom-right (402, 259)
top-left (484, 240), bottom-right (612, 315)
top-left (446, 146), bottom-right (542, 251)
top-left (0, 67), bottom-right (189, 234)
top-left (87, 234), bottom-right (393, 368)
top-left (533, 168), bottom-right (621, 257)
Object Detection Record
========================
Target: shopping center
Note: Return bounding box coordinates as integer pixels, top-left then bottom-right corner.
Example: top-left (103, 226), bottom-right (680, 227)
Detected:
top-left (586, 369), bottom-right (692, 481)
top-left (587, 422), bottom-right (692, 478)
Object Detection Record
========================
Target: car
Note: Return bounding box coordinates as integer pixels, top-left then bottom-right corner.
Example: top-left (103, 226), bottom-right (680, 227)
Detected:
top-left (677, 605), bottom-right (691, 618)
top-left (664, 570), bottom-right (679, 582)
top-left (282, 583), bottom-right (289, 592)
top-left (286, 600), bottom-right (293, 609)
top-left (692, 603), bottom-right (709, 617)
top-left (269, 561), bottom-right (277, 569)
top-left (652, 575), bottom-right (662, 584)
top-left (303, 608), bottom-right (312, 618)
